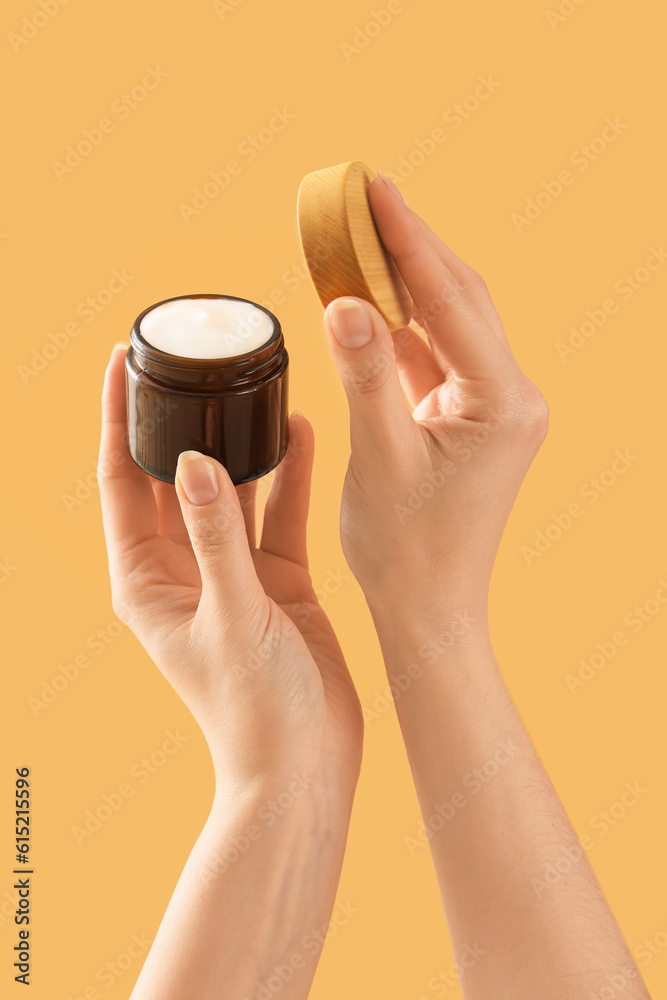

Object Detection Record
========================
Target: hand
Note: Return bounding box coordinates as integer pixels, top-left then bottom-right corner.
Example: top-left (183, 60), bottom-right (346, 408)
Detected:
top-left (318, 181), bottom-right (651, 1000)
top-left (322, 174), bottom-right (549, 620)
top-left (98, 345), bottom-right (363, 794)
top-left (99, 347), bottom-right (363, 1000)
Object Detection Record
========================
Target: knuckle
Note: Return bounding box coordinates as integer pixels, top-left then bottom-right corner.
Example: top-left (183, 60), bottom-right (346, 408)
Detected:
top-left (189, 502), bottom-right (240, 554)
top-left (507, 381), bottom-right (549, 439)
top-left (466, 268), bottom-right (489, 296)
top-left (525, 385), bottom-right (550, 434)
top-left (342, 350), bottom-right (394, 395)
top-left (96, 447), bottom-right (127, 483)
top-left (420, 277), bottom-right (465, 318)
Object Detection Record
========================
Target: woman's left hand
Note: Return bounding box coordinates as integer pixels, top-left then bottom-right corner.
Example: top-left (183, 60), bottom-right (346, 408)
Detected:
top-left (99, 344), bottom-right (363, 794)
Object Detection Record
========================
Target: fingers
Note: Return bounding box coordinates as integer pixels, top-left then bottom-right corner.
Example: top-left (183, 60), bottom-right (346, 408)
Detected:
top-left (99, 344), bottom-right (158, 558)
top-left (174, 451), bottom-right (266, 624)
top-left (152, 463), bottom-right (258, 552)
top-left (410, 212), bottom-right (510, 347)
top-left (260, 413), bottom-right (314, 569)
top-left (392, 324), bottom-right (444, 409)
top-left (322, 297), bottom-right (418, 459)
top-left (367, 176), bottom-right (514, 381)
top-left (236, 480), bottom-right (258, 549)
top-left (151, 479), bottom-right (190, 544)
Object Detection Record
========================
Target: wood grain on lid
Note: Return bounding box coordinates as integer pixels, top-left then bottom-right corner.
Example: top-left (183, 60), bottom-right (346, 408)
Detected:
top-left (297, 161), bottom-right (412, 330)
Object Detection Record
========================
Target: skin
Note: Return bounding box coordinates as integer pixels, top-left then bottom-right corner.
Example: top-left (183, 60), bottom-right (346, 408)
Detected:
top-left (99, 364), bottom-right (362, 999)
top-left (320, 175), bottom-right (650, 1000)
top-left (98, 173), bottom-right (650, 1000)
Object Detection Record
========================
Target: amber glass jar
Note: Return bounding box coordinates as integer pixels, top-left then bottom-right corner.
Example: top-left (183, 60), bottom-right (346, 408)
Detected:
top-left (125, 294), bottom-right (289, 484)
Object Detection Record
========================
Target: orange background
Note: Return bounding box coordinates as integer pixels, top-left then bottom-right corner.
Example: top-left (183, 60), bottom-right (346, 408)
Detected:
top-left (1, 0), bottom-right (666, 996)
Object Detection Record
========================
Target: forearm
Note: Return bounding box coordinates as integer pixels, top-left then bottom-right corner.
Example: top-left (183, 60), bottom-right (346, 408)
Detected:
top-left (368, 593), bottom-right (649, 1000)
top-left (130, 774), bottom-right (353, 1000)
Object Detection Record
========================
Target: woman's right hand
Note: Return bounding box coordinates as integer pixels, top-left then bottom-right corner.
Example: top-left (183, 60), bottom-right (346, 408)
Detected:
top-left (322, 173), bottom-right (549, 623)
top-left (320, 176), bottom-right (651, 1000)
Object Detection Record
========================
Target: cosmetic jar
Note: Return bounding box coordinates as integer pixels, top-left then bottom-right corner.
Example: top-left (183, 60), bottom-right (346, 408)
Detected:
top-left (125, 293), bottom-right (289, 485)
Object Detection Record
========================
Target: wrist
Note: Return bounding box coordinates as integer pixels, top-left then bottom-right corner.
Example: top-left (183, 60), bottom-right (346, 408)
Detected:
top-left (210, 762), bottom-right (356, 846)
top-left (366, 588), bottom-right (490, 647)
top-left (353, 545), bottom-right (495, 620)
top-left (363, 592), bottom-right (495, 689)
top-left (204, 717), bottom-right (361, 809)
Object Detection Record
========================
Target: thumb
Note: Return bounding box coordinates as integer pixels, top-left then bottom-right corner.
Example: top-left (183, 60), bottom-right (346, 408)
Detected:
top-left (323, 297), bottom-right (416, 457)
top-left (175, 451), bottom-right (266, 627)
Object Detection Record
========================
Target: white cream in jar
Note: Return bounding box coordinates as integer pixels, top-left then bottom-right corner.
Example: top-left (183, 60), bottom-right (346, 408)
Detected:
top-left (139, 296), bottom-right (275, 359)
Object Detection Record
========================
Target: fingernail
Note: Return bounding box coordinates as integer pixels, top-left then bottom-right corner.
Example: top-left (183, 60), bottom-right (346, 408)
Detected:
top-left (377, 169), bottom-right (405, 204)
top-left (326, 298), bottom-right (373, 349)
top-left (177, 451), bottom-right (220, 505)
top-left (113, 342), bottom-right (128, 354)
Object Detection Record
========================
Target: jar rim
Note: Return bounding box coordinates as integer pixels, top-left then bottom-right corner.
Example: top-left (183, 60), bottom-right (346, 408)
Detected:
top-left (130, 293), bottom-right (283, 370)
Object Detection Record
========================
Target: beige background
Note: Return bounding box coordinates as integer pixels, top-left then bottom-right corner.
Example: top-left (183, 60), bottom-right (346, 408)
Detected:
top-left (1, 0), bottom-right (666, 996)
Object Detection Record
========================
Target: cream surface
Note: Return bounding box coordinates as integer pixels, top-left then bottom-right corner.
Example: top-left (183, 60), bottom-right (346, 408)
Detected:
top-left (140, 297), bottom-right (274, 359)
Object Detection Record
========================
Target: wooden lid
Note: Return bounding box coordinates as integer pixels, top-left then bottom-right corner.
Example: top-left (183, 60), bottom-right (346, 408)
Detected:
top-left (296, 161), bottom-right (412, 330)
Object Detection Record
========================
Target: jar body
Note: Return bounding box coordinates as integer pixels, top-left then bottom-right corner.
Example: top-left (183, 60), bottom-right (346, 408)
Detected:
top-left (125, 295), bottom-right (289, 485)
